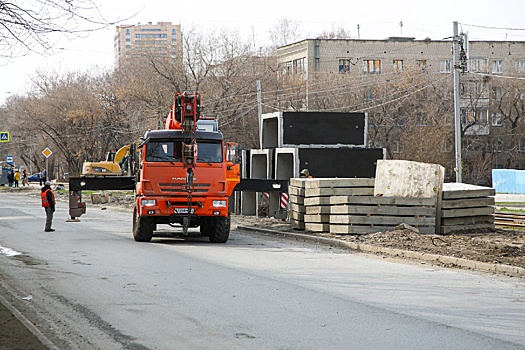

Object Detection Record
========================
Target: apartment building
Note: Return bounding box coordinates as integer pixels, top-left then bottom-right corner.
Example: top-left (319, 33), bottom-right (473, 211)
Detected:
top-left (276, 37), bottom-right (525, 183)
top-left (278, 37), bottom-right (525, 79)
top-left (114, 21), bottom-right (182, 68)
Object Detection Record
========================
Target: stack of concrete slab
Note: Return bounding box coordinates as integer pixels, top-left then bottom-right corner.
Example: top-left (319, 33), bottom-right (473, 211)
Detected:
top-left (289, 178), bottom-right (307, 230)
top-left (440, 183), bottom-right (495, 234)
top-left (289, 178), bottom-right (375, 232)
top-left (288, 161), bottom-right (495, 235)
top-left (330, 196), bottom-right (436, 234)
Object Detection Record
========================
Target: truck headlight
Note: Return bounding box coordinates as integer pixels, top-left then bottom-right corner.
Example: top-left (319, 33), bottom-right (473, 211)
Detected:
top-left (142, 199), bottom-right (156, 206)
top-left (212, 200), bottom-right (226, 207)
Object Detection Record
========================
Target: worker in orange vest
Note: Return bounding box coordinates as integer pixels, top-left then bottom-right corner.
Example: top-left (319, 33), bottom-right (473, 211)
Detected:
top-left (300, 169), bottom-right (313, 178)
top-left (41, 181), bottom-right (56, 232)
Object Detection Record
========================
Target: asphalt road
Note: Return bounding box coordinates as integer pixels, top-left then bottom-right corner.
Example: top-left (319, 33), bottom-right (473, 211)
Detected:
top-left (0, 191), bottom-right (525, 349)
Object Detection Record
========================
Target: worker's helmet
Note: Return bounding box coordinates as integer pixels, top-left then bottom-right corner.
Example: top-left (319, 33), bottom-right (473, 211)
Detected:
top-left (300, 169), bottom-right (310, 177)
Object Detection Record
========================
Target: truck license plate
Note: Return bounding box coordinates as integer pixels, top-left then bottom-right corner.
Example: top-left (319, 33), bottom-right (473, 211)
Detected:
top-left (174, 208), bottom-right (194, 214)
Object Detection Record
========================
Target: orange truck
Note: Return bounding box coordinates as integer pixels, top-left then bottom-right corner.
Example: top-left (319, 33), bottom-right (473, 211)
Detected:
top-left (132, 91), bottom-right (241, 243)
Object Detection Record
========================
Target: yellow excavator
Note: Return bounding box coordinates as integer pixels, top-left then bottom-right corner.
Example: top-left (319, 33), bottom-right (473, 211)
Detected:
top-left (81, 144), bottom-right (132, 176)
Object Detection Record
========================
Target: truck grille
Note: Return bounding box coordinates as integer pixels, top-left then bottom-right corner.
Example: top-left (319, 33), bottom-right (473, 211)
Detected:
top-left (158, 182), bottom-right (210, 194)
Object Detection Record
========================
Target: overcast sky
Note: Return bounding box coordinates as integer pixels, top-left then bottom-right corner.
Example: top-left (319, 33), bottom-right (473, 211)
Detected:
top-left (1, 0), bottom-right (524, 104)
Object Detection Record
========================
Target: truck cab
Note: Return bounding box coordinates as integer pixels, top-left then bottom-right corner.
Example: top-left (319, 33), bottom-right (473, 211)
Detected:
top-left (133, 127), bottom-right (240, 243)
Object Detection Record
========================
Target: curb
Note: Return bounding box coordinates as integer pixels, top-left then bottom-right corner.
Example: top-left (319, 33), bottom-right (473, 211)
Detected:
top-left (237, 226), bottom-right (525, 277)
top-left (0, 292), bottom-right (60, 350)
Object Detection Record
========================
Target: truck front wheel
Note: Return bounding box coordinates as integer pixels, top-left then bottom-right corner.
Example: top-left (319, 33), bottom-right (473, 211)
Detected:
top-left (199, 217), bottom-right (215, 236)
top-left (133, 207), bottom-right (154, 242)
top-left (208, 215), bottom-right (230, 243)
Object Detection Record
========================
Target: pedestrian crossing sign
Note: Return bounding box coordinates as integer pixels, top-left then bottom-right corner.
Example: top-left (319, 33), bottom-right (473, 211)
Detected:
top-left (0, 132), bottom-right (9, 142)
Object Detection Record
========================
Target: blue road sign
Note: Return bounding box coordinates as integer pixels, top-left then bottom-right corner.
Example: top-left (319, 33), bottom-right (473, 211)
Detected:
top-left (0, 132), bottom-right (9, 142)
top-left (6, 155), bottom-right (13, 164)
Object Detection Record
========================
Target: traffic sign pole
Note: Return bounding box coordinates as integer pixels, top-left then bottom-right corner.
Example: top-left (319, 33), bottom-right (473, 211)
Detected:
top-left (42, 148), bottom-right (53, 182)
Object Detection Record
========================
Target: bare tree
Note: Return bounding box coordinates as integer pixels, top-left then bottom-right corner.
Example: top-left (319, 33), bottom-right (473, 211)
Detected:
top-left (316, 26), bottom-right (352, 39)
top-left (8, 69), bottom-right (140, 176)
top-left (0, 0), bottom-right (123, 60)
top-left (268, 18), bottom-right (302, 49)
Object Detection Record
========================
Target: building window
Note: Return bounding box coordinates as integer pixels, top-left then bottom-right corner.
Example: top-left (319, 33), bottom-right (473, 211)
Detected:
top-left (492, 87), bottom-right (504, 99)
top-left (478, 109), bottom-right (489, 125)
top-left (294, 58), bottom-right (306, 74)
top-left (470, 58), bottom-right (488, 73)
top-left (516, 60), bottom-right (525, 73)
top-left (465, 81), bottom-right (488, 98)
top-left (491, 112), bottom-right (503, 126)
top-left (491, 60), bottom-right (503, 74)
top-left (461, 109), bottom-right (475, 124)
top-left (339, 59), bottom-right (351, 73)
top-left (519, 139), bottom-right (525, 152)
top-left (135, 33), bottom-right (168, 39)
top-left (493, 139), bottom-right (503, 153)
top-left (393, 59), bottom-right (403, 73)
top-left (440, 60), bottom-right (452, 73)
top-left (363, 59), bottom-right (381, 73)
top-left (416, 60), bottom-right (427, 72)
top-left (281, 61), bottom-right (292, 76)
top-left (441, 140), bottom-right (451, 153)
top-left (461, 109), bottom-right (488, 124)
top-left (364, 89), bottom-right (373, 101)
top-left (461, 109), bottom-right (489, 125)
top-left (392, 140), bottom-right (402, 153)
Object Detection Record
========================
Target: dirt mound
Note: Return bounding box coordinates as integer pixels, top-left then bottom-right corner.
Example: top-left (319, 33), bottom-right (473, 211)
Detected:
top-left (231, 215), bottom-right (525, 270)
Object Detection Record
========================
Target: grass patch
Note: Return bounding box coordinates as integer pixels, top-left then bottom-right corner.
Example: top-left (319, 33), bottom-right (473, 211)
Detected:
top-left (496, 201), bottom-right (525, 205)
top-left (497, 207), bottom-right (525, 213)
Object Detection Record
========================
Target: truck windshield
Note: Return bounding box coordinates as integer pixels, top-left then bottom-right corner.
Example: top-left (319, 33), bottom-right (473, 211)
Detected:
top-left (145, 141), bottom-right (222, 163)
top-left (146, 141), bottom-right (181, 162)
top-left (197, 142), bottom-right (222, 163)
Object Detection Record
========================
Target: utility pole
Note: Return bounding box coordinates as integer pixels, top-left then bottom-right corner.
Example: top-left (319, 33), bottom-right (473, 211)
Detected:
top-left (453, 21), bottom-right (462, 183)
top-left (256, 80), bottom-right (263, 149)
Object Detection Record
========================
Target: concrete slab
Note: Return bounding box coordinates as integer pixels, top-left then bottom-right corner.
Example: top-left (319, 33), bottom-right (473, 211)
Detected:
top-left (374, 159), bottom-right (444, 198)
top-left (304, 178), bottom-right (374, 189)
top-left (442, 183), bottom-right (495, 199)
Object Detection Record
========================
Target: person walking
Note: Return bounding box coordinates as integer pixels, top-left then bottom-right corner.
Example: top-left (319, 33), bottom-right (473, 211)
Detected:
top-left (21, 169), bottom-right (28, 186)
top-left (39, 168), bottom-right (47, 186)
top-left (14, 170), bottom-right (20, 187)
top-left (41, 181), bottom-right (56, 232)
top-left (7, 170), bottom-right (14, 187)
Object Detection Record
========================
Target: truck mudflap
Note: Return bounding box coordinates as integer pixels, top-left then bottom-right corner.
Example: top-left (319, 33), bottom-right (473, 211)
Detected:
top-left (68, 190), bottom-right (86, 221)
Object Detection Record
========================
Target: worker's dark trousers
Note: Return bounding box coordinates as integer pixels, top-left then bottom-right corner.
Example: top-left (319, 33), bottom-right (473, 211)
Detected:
top-left (44, 207), bottom-right (54, 231)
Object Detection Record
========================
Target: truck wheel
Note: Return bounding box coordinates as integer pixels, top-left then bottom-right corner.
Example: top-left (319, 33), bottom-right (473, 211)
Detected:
top-left (199, 217), bottom-right (215, 236)
top-left (208, 216), bottom-right (230, 243)
top-left (133, 207), bottom-right (154, 242)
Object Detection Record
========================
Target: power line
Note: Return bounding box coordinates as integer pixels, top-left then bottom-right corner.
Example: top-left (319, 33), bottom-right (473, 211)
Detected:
top-left (468, 72), bottom-right (525, 80)
top-left (460, 23), bottom-right (525, 31)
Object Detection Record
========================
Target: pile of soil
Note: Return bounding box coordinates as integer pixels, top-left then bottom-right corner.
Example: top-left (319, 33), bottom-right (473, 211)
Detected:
top-left (231, 216), bottom-right (525, 270)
